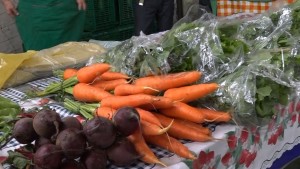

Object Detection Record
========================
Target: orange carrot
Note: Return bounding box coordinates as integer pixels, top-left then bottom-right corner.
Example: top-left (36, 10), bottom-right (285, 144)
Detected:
top-left (76, 63), bottom-right (111, 83)
top-left (91, 79), bottom-right (128, 91)
top-left (175, 119), bottom-right (211, 135)
top-left (133, 71), bottom-right (202, 91)
top-left (159, 102), bottom-right (205, 123)
top-left (135, 108), bottom-right (162, 127)
top-left (164, 83), bottom-right (219, 102)
top-left (72, 83), bottom-right (113, 102)
top-left (96, 107), bottom-right (116, 119)
top-left (114, 84), bottom-right (159, 96)
top-left (144, 134), bottom-right (196, 160)
top-left (146, 96), bottom-right (174, 109)
top-left (128, 129), bottom-right (166, 166)
top-left (100, 94), bottom-right (173, 110)
top-left (63, 68), bottom-right (78, 80)
top-left (154, 114), bottom-right (213, 142)
top-left (95, 106), bottom-right (162, 127)
top-left (141, 120), bottom-right (173, 136)
top-left (202, 109), bottom-right (232, 122)
top-left (97, 71), bottom-right (130, 81)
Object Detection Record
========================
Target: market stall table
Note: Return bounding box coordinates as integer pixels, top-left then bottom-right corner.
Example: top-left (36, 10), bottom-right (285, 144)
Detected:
top-left (0, 77), bottom-right (300, 169)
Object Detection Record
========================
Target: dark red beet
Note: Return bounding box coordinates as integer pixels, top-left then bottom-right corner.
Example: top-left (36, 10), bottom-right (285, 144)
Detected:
top-left (81, 149), bottom-right (107, 169)
top-left (61, 159), bottom-right (86, 169)
top-left (61, 116), bottom-right (82, 130)
top-left (112, 106), bottom-right (140, 137)
top-left (56, 128), bottom-right (86, 159)
top-left (107, 138), bottom-right (140, 166)
top-left (13, 117), bottom-right (38, 144)
top-left (33, 109), bottom-right (62, 141)
top-left (34, 144), bottom-right (63, 169)
top-left (83, 117), bottom-right (116, 149)
top-left (35, 137), bottom-right (53, 151)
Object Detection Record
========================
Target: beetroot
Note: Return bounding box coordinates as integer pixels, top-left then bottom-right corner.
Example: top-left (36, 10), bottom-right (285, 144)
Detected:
top-left (56, 128), bottom-right (87, 159)
top-left (61, 159), bottom-right (86, 169)
top-left (83, 117), bottom-right (116, 149)
top-left (80, 149), bottom-right (107, 169)
top-left (61, 116), bottom-right (82, 130)
top-left (33, 109), bottom-right (62, 141)
top-left (34, 144), bottom-right (63, 169)
top-left (112, 107), bottom-right (140, 137)
top-left (13, 117), bottom-right (38, 144)
top-left (107, 138), bottom-right (140, 166)
top-left (34, 137), bottom-right (53, 151)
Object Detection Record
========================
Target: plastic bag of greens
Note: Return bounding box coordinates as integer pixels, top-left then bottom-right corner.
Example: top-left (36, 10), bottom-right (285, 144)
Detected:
top-left (200, 57), bottom-right (295, 126)
top-left (247, 46), bottom-right (300, 84)
top-left (88, 4), bottom-right (213, 77)
top-left (89, 4), bottom-right (248, 81)
top-left (267, 0), bottom-right (300, 38)
top-left (239, 0), bottom-right (300, 50)
top-left (177, 18), bottom-right (247, 82)
top-left (215, 0), bottom-right (300, 53)
top-left (153, 5), bottom-right (248, 82)
top-left (88, 31), bottom-right (167, 77)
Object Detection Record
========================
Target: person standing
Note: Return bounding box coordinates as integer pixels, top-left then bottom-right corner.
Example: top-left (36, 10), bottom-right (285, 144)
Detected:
top-left (199, 0), bottom-right (212, 13)
top-left (2, 0), bottom-right (86, 51)
top-left (133, 0), bottom-right (174, 36)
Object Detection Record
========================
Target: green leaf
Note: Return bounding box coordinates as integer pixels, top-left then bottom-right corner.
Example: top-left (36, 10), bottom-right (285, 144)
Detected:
top-left (247, 52), bottom-right (273, 63)
top-left (256, 100), bottom-right (274, 117)
top-left (256, 86), bottom-right (272, 101)
top-left (5, 150), bottom-right (30, 169)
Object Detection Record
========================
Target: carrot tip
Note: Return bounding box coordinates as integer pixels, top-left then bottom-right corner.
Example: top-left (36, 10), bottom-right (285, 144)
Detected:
top-left (189, 151), bottom-right (197, 160)
top-left (143, 86), bottom-right (160, 92)
top-left (158, 119), bottom-right (174, 134)
top-left (157, 161), bottom-right (167, 167)
top-left (212, 137), bottom-right (225, 141)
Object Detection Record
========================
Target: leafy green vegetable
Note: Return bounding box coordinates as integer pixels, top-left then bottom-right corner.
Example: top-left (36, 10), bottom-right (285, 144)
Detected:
top-left (255, 76), bottom-right (291, 117)
top-left (0, 96), bottom-right (21, 148)
top-left (5, 151), bottom-right (30, 169)
top-left (269, 50), bottom-right (300, 81)
top-left (290, 6), bottom-right (300, 36)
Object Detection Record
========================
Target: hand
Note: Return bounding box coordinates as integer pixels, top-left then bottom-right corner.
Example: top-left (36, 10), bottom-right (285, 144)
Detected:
top-left (2, 0), bottom-right (18, 16)
top-left (76, 0), bottom-right (86, 10)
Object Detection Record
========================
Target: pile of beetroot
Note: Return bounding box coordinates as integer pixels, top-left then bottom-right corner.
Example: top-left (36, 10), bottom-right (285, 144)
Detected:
top-left (12, 106), bottom-right (141, 169)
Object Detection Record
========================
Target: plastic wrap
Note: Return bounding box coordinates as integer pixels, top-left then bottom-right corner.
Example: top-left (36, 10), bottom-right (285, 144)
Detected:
top-left (0, 42), bottom-right (106, 88)
top-left (88, 31), bottom-right (167, 77)
top-left (89, 4), bottom-right (247, 82)
top-left (199, 61), bottom-right (294, 126)
top-left (87, 1), bottom-right (300, 125)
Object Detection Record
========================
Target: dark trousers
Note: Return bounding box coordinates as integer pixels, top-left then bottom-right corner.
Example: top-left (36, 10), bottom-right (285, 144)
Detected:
top-left (133, 0), bottom-right (174, 36)
top-left (199, 0), bottom-right (212, 13)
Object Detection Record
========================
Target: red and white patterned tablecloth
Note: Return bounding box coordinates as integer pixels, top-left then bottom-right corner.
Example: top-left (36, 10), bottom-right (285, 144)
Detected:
top-left (217, 0), bottom-right (296, 16)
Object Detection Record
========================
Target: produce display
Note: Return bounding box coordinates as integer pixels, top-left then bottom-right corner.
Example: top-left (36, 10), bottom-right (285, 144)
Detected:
top-left (90, 1), bottom-right (300, 125)
top-left (1, 1), bottom-right (300, 169)
top-left (0, 63), bottom-right (232, 168)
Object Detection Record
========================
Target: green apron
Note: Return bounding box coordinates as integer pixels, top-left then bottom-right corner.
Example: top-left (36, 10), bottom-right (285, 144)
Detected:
top-left (16, 0), bottom-right (85, 51)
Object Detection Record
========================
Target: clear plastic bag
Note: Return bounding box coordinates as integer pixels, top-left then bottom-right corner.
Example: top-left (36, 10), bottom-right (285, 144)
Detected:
top-left (89, 4), bottom-right (246, 82)
top-left (88, 31), bottom-right (167, 77)
top-left (199, 63), bottom-right (294, 126)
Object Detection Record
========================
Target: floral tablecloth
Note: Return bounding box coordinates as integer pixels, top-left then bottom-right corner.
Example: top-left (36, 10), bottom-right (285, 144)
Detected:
top-left (0, 77), bottom-right (300, 169)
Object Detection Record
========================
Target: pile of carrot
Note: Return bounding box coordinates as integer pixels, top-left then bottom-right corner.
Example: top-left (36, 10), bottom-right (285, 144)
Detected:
top-left (58, 63), bottom-right (232, 166)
